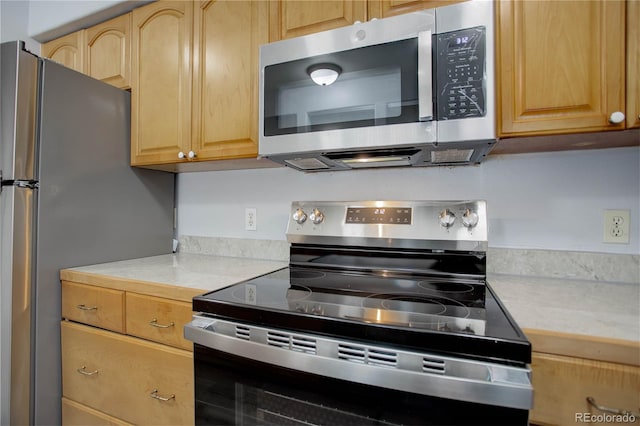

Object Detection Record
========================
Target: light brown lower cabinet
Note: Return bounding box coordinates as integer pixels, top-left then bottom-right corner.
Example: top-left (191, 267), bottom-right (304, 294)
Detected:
top-left (530, 352), bottom-right (640, 425)
top-left (60, 279), bottom-right (196, 425)
top-left (61, 321), bottom-right (193, 425)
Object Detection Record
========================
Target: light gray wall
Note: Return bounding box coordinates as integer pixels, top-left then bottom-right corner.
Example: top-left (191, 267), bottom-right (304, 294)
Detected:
top-left (177, 147), bottom-right (640, 255)
top-left (0, 0), bottom-right (39, 53)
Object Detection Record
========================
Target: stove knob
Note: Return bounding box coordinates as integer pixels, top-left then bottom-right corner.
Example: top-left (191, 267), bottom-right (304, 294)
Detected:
top-left (293, 208), bottom-right (307, 224)
top-left (439, 209), bottom-right (456, 228)
top-left (462, 209), bottom-right (479, 228)
top-left (309, 208), bottom-right (325, 224)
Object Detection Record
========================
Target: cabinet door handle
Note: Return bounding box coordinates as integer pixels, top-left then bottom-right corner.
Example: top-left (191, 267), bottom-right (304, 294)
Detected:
top-left (149, 318), bottom-right (175, 329)
top-left (150, 389), bottom-right (175, 402)
top-left (586, 396), bottom-right (640, 417)
top-left (76, 365), bottom-right (99, 376)
top-left (76, 304), bottom-right (98, 311)
top-left (608, 111), bottom-right (625, 124)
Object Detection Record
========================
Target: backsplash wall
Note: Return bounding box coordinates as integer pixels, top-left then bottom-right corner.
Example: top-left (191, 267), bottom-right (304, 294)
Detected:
top-left (177, 146), bottom-right (640, 255)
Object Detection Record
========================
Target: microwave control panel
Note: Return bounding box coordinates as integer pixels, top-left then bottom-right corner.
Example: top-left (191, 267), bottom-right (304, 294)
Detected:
top-left (436, 26), bottom-right (486, 121)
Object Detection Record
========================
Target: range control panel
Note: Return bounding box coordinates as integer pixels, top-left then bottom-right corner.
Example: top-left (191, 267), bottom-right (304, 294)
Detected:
top-left (345, 207), bottom-right (412, 225)
top-left (287, 201), bottom-right (488, 251)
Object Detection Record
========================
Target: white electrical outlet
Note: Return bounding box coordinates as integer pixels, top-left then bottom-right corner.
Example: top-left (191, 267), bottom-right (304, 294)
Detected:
top-left (245, 208), bottom-right (257, 231)
top-left (603, 210), bottom-right (630, 244)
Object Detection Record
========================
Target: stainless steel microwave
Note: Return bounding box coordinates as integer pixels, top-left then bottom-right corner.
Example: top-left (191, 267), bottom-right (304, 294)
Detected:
top-left (258, 0), bottom-right (496, 172)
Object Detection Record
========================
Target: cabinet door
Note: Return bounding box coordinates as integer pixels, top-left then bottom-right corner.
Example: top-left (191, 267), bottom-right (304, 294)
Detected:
top-left (61, 321), bottom-right (194, 425)
top-left (131, 1), bottom-right (193, 166)
top-left (192, 0), bottom-right (268, 160)
top-left (628, 0), bottom-right (640, 129)
top-left (42, 31), bottom-right (85, 73)
top-left (85, 14), bottom-right (131, 89)
top-left (269, 0), bottom-right (366, 41)
top-left (497, 0), bottom-right (626, 136)
top-left (530, 352), bottom-right (640, 425)
top-left (368, 0), bottom-right (464, 19)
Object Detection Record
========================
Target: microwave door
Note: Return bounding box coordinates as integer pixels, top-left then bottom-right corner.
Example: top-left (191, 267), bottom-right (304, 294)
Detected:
top-left (418, 30), bottom-right (433, 122)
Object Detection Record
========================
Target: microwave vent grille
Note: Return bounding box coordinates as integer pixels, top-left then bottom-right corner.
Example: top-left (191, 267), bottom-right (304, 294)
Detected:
top-left (430, 149), bottom-right (474, 164)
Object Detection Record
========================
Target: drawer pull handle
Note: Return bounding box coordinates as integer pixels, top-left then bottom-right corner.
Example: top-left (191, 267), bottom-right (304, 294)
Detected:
top-left (76, 366), bottom-right (98, 376)
top-left (76, 304), bottom-right (98, 311)
top-left (586, 396), bottom-right (640, 417)
top-left (149, 318), bottom-right (175, 329)
top-left (150, 389), bottom-right (175, 402)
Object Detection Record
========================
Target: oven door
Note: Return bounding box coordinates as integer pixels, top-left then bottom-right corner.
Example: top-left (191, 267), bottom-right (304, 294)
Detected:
top-left (187, 318), bottom-right (531, 425)
top-left (194, 344), bottom-right (528, 426)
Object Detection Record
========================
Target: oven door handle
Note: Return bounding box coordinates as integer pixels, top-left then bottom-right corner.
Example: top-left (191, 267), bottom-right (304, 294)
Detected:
top-left (184, 318), bottom-right (532, 411)
top-left (418, 30), bottom-right (433, 122)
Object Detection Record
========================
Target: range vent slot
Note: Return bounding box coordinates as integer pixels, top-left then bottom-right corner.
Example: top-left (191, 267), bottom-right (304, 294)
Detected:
top-left (338, 344), bottom-right (366, 363)
top-left (423, 356), bottom-right (446, 375)
top-left (338, 344), bottom-right (397, 368)
top-left (291, 336), bottom-right (317, 354)
top-left (267, 331), bottom-right (317, 354)
top-left (368, 348), bottom-right (397, 367)
top-left (236, 325), bottom-right (251, 340)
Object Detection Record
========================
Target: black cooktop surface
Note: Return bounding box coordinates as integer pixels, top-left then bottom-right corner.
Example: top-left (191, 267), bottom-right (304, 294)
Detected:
top-left (193, 266), bottom-right (531, 365)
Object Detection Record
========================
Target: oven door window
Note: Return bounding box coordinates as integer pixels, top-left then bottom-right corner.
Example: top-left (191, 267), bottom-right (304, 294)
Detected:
top-left (263, 38), bottom-right (420, 136)
top-left (195, 344), bottom-right (528, 425)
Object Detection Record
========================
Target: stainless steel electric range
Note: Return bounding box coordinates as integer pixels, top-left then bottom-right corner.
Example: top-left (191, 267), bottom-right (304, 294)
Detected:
top-left (185, 201), bottom-right (533, 425)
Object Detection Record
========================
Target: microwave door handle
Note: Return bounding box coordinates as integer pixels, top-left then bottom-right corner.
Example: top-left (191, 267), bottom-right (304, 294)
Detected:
top-left (418, 30), bottom-right (433, 121)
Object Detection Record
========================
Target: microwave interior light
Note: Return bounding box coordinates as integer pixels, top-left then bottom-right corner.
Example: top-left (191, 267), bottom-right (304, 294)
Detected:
top-left (307, 63), bottom-right (342, 86)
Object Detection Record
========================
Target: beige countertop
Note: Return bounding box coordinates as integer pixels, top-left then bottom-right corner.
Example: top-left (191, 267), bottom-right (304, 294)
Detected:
top-left (60, 253), bottom-right (288, 302)
top-left (61, 253), bottom-right (639, 364)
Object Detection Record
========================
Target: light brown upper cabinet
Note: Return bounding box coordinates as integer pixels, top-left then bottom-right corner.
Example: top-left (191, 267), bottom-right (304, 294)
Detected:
top-left (497, 0), bottom-right (627, 137)
top-left (85, 14), bottom-right (131, 89)
top-left (627, 0), bottom-right (640, 129)
top-left (192, 0), bottom-right (269, 160)
top-left (42, 31), bottom-right (84, 73)
top-left (130, 1), bottom-right (193, 166)
top-left (268, 0), bottom-right (366, 41)
top-left (368, 0), bottom-right (465, 19)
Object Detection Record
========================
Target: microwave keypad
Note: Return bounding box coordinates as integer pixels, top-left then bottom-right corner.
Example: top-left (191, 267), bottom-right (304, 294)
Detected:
top-left (436, 27), bottom-right (486, 120)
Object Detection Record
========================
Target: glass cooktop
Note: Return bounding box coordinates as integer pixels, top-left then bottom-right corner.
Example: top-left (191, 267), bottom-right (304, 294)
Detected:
top-left (193, 266), bottom-right (531, 365)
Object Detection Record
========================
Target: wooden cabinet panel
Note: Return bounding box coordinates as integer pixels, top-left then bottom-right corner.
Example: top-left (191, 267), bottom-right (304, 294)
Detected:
top-left (497, 0), bottom-right (626, 136)
top-left (269, 0), bottom-right (366, 41)
top-left (530, 352), bottom-right (640, 425)
top-left (42, 31), bottom-right (84, 73)
top-left (62, 397), bottom-right (131, 426)
top-left (85, 14), bottom-right (131, 89)
top-left (62, 321), bottom-right (194, 425)
top-left (61, 281), bottom-right (125, 333)
top-left (192, 0), bottom-right (268, 160)
top-left (368, 0), bottom-right (464, 19)
top-left (131, 1), bottom-right (193, 166)
top-left (628, 0), bottom-right (640, 129)
top-left (125, 293), bottom-right (193, 350)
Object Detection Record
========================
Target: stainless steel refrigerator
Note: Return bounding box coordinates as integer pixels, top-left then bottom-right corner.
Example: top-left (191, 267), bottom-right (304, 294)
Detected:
top-left (0, 41), bottom-right (175, 425)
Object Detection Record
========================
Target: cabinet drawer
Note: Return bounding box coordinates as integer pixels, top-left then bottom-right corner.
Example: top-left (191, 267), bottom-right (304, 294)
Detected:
top-left (62, 397), bottom-right (131, 425)
top-left (125, 293), bottom-right (193, 351)
top-left (530, 352), bottom-right (640, 425)
top-left (61, 321), bottom-right (194, 425)
top-left (62, 281), bottom-right (125, 333)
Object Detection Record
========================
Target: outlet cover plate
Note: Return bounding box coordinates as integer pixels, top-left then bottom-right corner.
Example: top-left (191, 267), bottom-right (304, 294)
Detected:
top-left (603, 209), bottom-right (630, 244)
